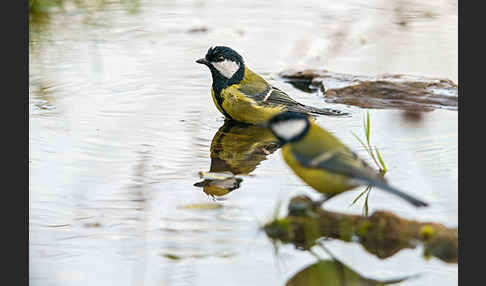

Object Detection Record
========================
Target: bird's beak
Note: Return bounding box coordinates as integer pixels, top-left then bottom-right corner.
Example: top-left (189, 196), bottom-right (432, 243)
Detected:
top-left (196, 58), bottom-right (210, 66)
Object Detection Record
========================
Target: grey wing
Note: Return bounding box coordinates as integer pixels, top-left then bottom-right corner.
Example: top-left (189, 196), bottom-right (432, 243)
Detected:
top-left (290, 148), bottom-right (428, 207)
top-left (241, 85), bottom-right (303, 108)
top-left (291, 147), bottom-right (381, 184)
top-left (241, 85), bottom-right (347, 116)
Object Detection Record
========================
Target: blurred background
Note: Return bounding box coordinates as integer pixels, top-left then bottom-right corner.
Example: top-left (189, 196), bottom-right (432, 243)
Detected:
top-left (29, 0), bottom-right (457, 285)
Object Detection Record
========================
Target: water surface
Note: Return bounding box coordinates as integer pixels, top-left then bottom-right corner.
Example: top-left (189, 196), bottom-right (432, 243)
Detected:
top-left (30, 1), bottom-right (457, 285)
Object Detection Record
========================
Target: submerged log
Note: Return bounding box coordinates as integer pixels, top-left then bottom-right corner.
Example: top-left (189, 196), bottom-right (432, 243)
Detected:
top-left (279, 69), bottom-right (458, 111)
top-left (264, 195), bottom-right (457, 263)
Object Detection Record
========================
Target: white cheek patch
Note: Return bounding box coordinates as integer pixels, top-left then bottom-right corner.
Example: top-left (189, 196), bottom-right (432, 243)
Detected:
top-left (272, 119), bottom-right (307, 141)
top-left (211, 59), bottom-right (240, 79)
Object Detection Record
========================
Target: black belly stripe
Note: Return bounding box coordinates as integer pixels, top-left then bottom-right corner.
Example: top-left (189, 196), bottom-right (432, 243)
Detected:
top-left (214, 91), bottom-right (234, 121)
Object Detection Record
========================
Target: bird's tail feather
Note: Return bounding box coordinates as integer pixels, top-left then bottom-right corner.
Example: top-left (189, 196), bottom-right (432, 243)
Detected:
top-left (303, 104), bottom-right (349, 116)
top-left (370, 179), bottom-right (428, 207)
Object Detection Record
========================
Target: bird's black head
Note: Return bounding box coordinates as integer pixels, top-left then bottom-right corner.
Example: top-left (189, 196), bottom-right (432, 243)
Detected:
top-left (264, 112), bottom-right (311, 143)
top-left (203, 46), bottom-right (244, 65)
top-left (196, 46), bottom-right (245, 89)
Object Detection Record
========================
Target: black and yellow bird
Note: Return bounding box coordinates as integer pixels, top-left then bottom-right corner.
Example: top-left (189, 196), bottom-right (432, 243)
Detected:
top-left (263, 111), bottom-right (428, 207)
top-left (196, 46), bottom-right (347, 125)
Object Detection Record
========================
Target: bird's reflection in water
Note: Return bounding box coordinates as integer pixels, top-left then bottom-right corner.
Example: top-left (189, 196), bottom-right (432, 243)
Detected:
top-left (286, 258), bottom-right (411, 286)
top-left (194, 120), bottom-right (281, 198)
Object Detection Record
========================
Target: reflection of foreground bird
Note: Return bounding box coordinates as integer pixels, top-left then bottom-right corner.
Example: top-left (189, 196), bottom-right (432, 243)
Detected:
top-left (286, 259), bottom-right (411, 286)
top-left (263, 112), bottom-right (428, 207)
top-left (196, 46), bottom-right (347, 125)
top-left (194, 121), bottom-right (280, 197)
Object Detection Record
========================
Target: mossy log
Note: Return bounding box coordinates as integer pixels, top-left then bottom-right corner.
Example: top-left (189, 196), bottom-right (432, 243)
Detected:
top-left (264, 195), bottom-right (457, 263)
top-left (279, 69), bottom-right (458, 111)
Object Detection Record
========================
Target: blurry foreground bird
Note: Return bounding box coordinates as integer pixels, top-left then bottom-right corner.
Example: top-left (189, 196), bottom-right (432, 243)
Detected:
top-left (263, 111), bottom-right (428, 207)
top-left (196, 46), bottom-right (347, 124)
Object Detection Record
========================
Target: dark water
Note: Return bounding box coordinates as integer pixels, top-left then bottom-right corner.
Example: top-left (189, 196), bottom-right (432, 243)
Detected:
top-left (29, 1), bottom-right (457, 285)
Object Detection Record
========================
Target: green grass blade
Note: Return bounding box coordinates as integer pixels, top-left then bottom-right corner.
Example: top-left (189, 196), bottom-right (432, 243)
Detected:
top-left (351, 131), bottom-right (371, 154)
top-left (375, 147), bottom-right (387, 173)
top-left (363, 116), bottom-right (367, 143)
top-left (365, 111), bottom-right (371, 145)
top-left (363, 188), bottom-right (371, 216)
top-left (351, 186), bottom-right (370, 206)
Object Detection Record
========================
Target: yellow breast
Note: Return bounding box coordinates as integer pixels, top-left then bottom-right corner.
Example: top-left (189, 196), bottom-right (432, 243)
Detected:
top-left (281, 145), bottom-right (355, 195)
top-left (221, 92), bottom-right (285, 124)
top-left (209, 67), bottom-right (287, 124)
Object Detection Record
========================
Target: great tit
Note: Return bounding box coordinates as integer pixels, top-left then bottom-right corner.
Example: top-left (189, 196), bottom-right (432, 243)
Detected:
top-left (263, 111), bottom-right (428, 207)
top-left (196, 46), bottom-right (347, 125)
